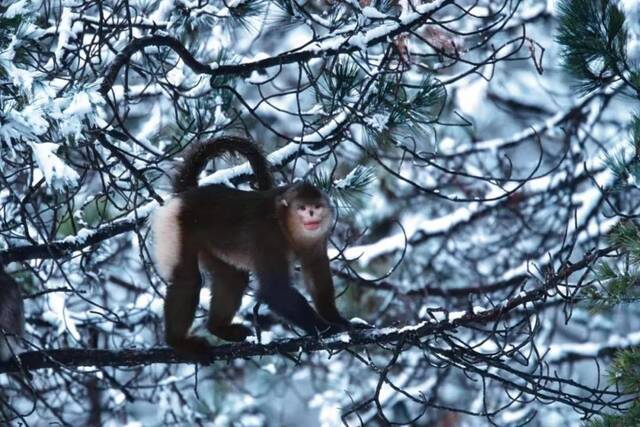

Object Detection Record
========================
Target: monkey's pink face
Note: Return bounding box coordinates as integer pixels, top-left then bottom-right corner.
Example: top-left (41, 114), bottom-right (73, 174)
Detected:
top-left (291, 200), bottom-right (332, 239)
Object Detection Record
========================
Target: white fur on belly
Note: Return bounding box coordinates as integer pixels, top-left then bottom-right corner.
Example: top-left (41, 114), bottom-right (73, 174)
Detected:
top-left (212, 249), bottom-right (253, 272)
top-left (151, 198), bottom-right (183, 280)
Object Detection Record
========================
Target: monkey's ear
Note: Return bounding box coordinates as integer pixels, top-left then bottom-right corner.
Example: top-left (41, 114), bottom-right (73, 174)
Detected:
top-left (280, 198), bottom-right (289, 207)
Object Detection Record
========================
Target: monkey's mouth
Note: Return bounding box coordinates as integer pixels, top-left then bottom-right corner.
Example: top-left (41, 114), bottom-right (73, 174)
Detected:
top-left (303, 221), bottom-right (321, 231)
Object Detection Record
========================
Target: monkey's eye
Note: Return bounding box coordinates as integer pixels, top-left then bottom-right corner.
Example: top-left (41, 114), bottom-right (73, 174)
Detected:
top-left (314, 204), bottom-right (322, 209)
top-left (297, 206), bottom-right (307, 212)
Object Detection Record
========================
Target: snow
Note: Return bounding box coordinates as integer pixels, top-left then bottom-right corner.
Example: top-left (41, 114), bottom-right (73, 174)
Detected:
top-left (0, 102), bottom-right (49, 142)
top-left (29, 142), bottom-right (80, 189)
top-left (4, 0), bottom-right (28, 18)
top-left (449, 311), bottom-right (466, 321)
top-left (337, 333), bottom-right (350, 343)
top-left (360, 22), bottom-right (398, 44)
top-left (334, 166), bottom-right (369, 189)
top-left (546, 331), bottom-right (640, 362)
top-left (61, 228), bottom-right (93, 244)
top-left (51, 85), bottom-right (107, 139)
top-left (443, 86), bottom-right (615, 157)
top-left (166, 63), bottom-right (185, 86)
top-left (262, 363), bottom-right (277, 374)
top-left (199, 111), bottom-right (348, 186)
top-left (302, 104), bottom-right (325, 115)
top-left (349, 317), bottom-right (371, 326)
top-left (348, 32), bottom-right (368, 50)
top-left (303, 0), bottom-right (446, 54)
top-left (309, 392), bottom-right (343, 427)
top-left (247, 331), bottom-right (274, 344)
top-left (54, 8), bottom-right (83, 64)
top-left (499, 407), bottom-right (531, 424)
top-left (63, 91), bottom-right (95, 117)
top-left (0, 39), bottom-right (42, 97)
top-left (224, 0), bottom-right (247, 8)
top-left (456, 77), bottom-right (489, 115)
top-left (362, 6), bottom-right (387, 19)
top-left (364, 112), bottom-right (390, 132)
top-left (41, 280), bottom-right (81, 341)
top-left (338, 132), bottom-right (625, 268)
top-left (333, 203), bottom-right (482, 264)
top-left (619, 0), bottom-right (640, 34)
top-left (149, 0), bottom-right (175, 23)
top-left (110, 389), bottom-right (127, 406)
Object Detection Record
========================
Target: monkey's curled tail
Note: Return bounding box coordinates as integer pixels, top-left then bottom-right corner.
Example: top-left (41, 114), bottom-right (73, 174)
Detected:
top-left (173, 137), bottom-right (274, 193)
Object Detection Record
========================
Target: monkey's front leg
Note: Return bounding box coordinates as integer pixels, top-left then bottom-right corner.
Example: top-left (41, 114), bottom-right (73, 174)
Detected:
top-left (301, 255), bottom-right (353, 331)
top-left (255, 267), bottom-right (331, 337)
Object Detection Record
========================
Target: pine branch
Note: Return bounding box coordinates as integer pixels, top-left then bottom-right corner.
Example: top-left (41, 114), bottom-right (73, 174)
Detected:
top-left (557, 0), bottom-right (629, 93)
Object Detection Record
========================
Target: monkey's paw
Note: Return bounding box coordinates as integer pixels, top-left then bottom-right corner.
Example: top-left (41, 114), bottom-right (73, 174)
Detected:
top-left (320, 320), bottom-right (351, 337)
top-left (320, 318), bottom-right (373, 337)
top-left (333, 316), bottom-right (374, 331)
top-left (208, 323), bottom-right (252, 342)
top-left (168, 336), bottom-right (213, 358)
top-left (348, 317), bottom-right (374, 330)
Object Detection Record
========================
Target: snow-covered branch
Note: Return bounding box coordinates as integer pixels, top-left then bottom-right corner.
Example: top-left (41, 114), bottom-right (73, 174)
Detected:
top-left (100, 1), bottom-right (450, 97)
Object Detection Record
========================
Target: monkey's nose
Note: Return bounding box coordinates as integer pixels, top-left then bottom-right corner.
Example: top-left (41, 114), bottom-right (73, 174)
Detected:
top-left (309, 210), bottom-right (314, 217)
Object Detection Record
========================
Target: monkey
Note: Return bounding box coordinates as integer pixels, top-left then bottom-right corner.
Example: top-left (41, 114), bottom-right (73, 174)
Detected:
top-left (0, 266), bottom-right (24, 362)
top-left (151, 137), bottom-right (354, 355)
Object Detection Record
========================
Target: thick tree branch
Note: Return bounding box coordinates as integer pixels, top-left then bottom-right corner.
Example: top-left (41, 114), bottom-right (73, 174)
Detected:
top-left (0, 217), bottom-right (145, 263)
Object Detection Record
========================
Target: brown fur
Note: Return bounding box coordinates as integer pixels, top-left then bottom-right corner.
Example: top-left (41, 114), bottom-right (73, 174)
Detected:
top-left (153, 138), bottom-right (352, 356)
top-left (174, 136), bottom-right (273, 193)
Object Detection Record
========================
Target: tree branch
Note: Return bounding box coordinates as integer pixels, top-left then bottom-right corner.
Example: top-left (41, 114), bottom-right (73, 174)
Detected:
top-left (99, 1), bottom-right (450, 96)
top-left (0, 245), bottom-right (614, 374)
top-left (0, 217), bottom-right (145, 263)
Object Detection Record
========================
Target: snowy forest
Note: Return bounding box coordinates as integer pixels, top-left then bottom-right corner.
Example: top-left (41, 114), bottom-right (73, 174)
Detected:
top-left (1, 0), bottom-right (640, 425)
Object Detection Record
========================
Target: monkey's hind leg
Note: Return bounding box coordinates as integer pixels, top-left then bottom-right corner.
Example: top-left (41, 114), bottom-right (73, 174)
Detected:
top-left (200, 252), bottom-right (251, 342)
top-left (163, 251), bottom-right (211, 355)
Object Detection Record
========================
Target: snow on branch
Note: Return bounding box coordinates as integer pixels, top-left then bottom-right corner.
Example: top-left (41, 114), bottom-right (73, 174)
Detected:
top-left (337, 156), bottom-right (617, 267)
top-left (99, 1), bottom-right (449, 97)
top-left (0, 216), bottom-right (145, 263)
top-left (547, 331), bottom-right (640, 364)
top-left (28, 142), bottom-right (80, 189)
top-left (440, 84), bottom-right (618, 158)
